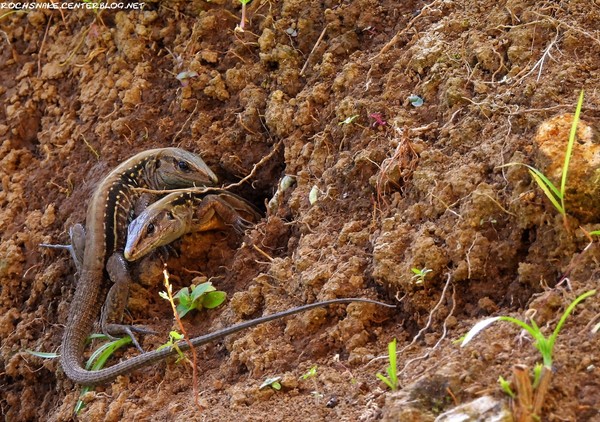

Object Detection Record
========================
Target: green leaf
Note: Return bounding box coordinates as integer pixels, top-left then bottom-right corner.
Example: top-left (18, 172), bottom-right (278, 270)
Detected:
top-left (338, 115), bottom-right (359, 125)
top-left (548, 289), bottom-right (595, 366)
top-left (259, 376), bottom-right (282, 390)
top-left (176, 303), bottom-right (191, 318)
top-left (170, 331), bottom-right (184, 341)
top-left (528, 169), bottom-right (564, 214)
top-left (190, 282), bottom-right (216, 302)
top-left (87, 333), bottom-right (109, 340)
top-left (173, 286), bottom-right (190, 301)
top-left (387, 338), bottom-right (397, 387)
top-left (561, 90), bottom-right (584, 197)
top-left (498, 375), bottom-right (515, 398)
top-left (376, 372), bottom-right (395, 390)
top-left (25, 350), bottom-right (59, 359)
top-left (301, 365), bottom-right (318, 380)
top-left (202, 291), bottom-right (227, 309)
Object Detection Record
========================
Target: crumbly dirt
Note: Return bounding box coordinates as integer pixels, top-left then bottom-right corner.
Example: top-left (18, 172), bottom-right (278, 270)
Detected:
top-left (2, 1), bottom-right (600, 421)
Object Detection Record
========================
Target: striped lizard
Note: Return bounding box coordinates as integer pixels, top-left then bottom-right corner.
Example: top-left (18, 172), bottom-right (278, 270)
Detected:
top-left (64, 187), bottom-right (394, 385)
top-left (124, 190), bottom-right (262, 261)
top-left (60, 148), bottom-right (218, 385)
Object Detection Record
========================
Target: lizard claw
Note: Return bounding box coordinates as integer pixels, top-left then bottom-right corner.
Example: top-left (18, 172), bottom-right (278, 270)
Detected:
top-left (103, 324), bottom-right (156, 353)
top-left (232, 217), bottom-right (255, 235)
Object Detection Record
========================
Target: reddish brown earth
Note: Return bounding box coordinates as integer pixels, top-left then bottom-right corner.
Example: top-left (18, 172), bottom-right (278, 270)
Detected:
top-left (1, 1), bottom-right (600, 420)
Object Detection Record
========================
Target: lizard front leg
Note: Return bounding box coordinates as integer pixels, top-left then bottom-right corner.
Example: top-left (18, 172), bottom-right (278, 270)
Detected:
top-left (102, 252), bottom-right (154, 351)
top-left (193, 194), bottom-right (261, 234)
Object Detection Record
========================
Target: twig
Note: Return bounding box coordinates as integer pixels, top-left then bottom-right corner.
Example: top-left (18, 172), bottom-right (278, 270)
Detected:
top-left (133, 142), bottom-right (282, 195)
top-left (300, 25), bottom-right (328, 76)
top-left (432, 283), bottom-right (456, 350)
top-left (81, 135), bottom-right (100, 160)
top-left (252, 244), bottom-right (274, 262)
top-left (367, 274), bottom-right (453, 367)
top-left (59, 26), bottom-right (92, 67)
top-left (465, 234), bottom-right (480, 280)
top-left (475, 192), bottom-right (517, 217)
top-left (369, 0), bottom-right (443, 61)
top-left (162, 267), bottom-right (202, 412)
top-left (37, 15), bottom-right (52, 78)
top-left (516, 28), bottom-right (560, 84)
top-left (395, 274), bottom-right (453, 376)
top-left (174, 100), bottom-right (199, 144)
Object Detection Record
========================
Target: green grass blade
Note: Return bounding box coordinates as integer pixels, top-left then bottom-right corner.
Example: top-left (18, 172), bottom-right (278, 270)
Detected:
top-left (561, 90), bottom-right (584, 198)
top-left (77, 336), bottom-right (133, 414)
top-left (388, 338), bottom-right (397, 383)
top-left (527, 167), bottom-right (562, 201)
top-left (497, 316), bottom-right (539, 340)
top-left (550, 290), bottom-right (596, 346)
top-left (85, 336), bottom-right (132, 370)
top-left (528, 170), bottom-right (564, 214)
top-left (25, 350), bottom-right (59, 359)
top-left (376, 373), bottom-right (395, 390)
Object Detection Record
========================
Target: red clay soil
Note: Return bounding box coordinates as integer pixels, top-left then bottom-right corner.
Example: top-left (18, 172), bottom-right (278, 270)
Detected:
top-left (1, 0), bottom-right (599, 420)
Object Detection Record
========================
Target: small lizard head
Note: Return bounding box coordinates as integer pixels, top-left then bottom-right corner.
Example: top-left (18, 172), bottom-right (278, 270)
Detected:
top-left (152, 148), bottom-right (218, 188)
top-left (124, 197), bottom-right (192, 261)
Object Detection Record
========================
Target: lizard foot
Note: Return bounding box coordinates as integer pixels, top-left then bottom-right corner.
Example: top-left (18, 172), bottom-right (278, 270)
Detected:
top-left (103, 324), bottom-right (157, 353)
top-left (232, 216), bottom-right (255, 235)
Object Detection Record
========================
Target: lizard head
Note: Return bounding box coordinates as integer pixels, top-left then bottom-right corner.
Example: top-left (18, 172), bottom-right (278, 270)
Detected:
top-left (151, 148), bottom-right (218, 188)
top-left (124, 194), bottom-right (193, 261)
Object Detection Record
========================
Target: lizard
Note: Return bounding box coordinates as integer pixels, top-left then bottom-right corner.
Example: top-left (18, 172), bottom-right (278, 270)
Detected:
top-left (55, 149), bottom-right (394, 385)
top-left (60, 147), bottom-right (219, 385)
top-left (101, 191), bottom-right (393, 388)
top-left (124, 190), bottom-right (262, 261)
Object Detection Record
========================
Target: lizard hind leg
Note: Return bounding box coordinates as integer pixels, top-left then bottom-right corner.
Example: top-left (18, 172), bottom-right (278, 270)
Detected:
top-left (103, 253), bottom-right (155, 352)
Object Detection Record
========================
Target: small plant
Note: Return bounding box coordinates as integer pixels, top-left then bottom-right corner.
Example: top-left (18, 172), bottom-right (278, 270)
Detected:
top-left (502, 90), bottom-right (584, 228)
top-left (369, 112), bottom-right (387, 128)
top-left (176, 71), bottom-right (198, 87)
top-left (300, 365), bottom-right (323, 400)
top-left (156, 330), bottom-right (186, 362)
top-left (498, 375), bottom-right (515, 399)
top-left (461, 289), bottom-right (595, 420)
top-left (161, 268), bottom-right (203, 410)
top-left (338, 115), bottom-right (359, 126)
top-left (259, 376), bottom-right (282, 391)
top-left (411, 267), bottom-right (432, 285)
top-left (159, 279), bottom-right (226, 318)
top-left (408, 94), bottom-right (424, 107)
top-left (301, 365), bottom-right (318, 380)
top-left (236, 0), bottom-right (252, 31)
top-left (376, 338), bottom-right (399, 390)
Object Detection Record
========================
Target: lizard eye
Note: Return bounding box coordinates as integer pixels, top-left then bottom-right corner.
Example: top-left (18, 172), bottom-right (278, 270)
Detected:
top-left (166, 211), bottom-right (175, 220)
top-left (146, 223), bottom-right (155, 234)
top-left (177, 160), bottom-right (191, 172)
